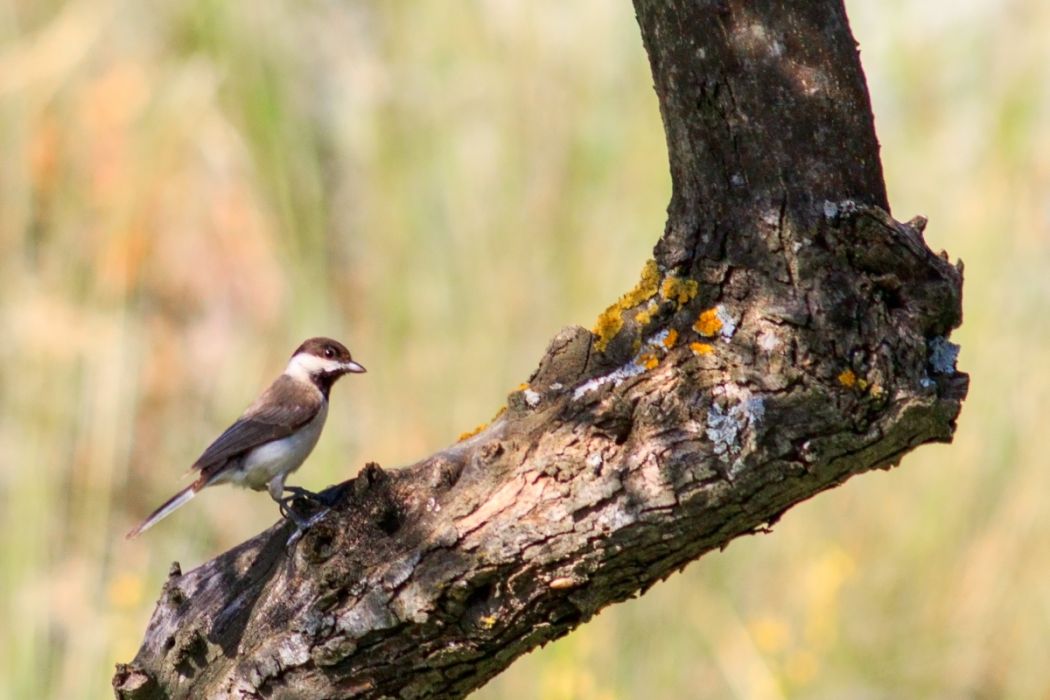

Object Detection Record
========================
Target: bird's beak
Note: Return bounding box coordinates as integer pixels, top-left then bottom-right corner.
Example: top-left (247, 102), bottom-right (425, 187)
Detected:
top-left (343, 360), bottom-right (366, 374)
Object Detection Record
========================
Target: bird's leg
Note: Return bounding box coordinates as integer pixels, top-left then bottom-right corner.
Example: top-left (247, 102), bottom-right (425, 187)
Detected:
top-left (284, 508), bottom-right (330, 546)
top-left (272, 488), bottom-right (310, 527)
top-left (268, 475), bottom-right (330, 539)
top-left (278, 496), bottom-right (331, 546)
top-left (278, 497), bottom-right (311, 528)
top-left (264, 476), bottom-right (321, 531)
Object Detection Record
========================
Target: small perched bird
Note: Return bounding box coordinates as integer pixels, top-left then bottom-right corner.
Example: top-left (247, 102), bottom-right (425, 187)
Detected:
top-left (126, 337), bottom-right (365, 539)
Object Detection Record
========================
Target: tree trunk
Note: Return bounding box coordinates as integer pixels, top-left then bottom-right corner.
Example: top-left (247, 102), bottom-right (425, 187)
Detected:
top-left (113, 1), bottom-right (967, 698)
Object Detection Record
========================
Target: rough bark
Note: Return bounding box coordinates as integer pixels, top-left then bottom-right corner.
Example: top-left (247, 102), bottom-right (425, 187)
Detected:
top-left (114, 1), bottom-right (967, 698)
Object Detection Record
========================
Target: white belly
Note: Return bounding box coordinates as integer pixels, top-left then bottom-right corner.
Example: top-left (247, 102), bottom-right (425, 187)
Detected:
top-left (227, 403), bottom-right (328, 491)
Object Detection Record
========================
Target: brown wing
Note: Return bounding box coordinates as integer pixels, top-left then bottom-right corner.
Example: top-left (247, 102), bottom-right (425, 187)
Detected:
top-left (191, 375), bottom-right (321, 472)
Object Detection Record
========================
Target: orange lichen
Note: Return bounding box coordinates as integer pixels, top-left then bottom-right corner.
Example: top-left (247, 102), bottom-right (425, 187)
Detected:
top-left (693, 307), bottom-right (723, 337)
top-left (663, 329), bottom-right (679, 348)
top-left (490, 405), bottom-right (508, 422)
top-left (592, 310), bottom-right (624, 352)
top-left (660, 276), bottom-right (699, 305)
top-left (638, 352), bottom-right (660, 370)
top-left (515, 383), bottom-right (529, 392)
top-left (690, 342), bottom-right (715, 356)
top-left (457, 423), bottom-right (488, 442)
top-left (634, 301), bottom-right (657, 326)
top-left (592, 259), bottom-right (661, 352)
top-left (837, 369), bottom-right (857, 388)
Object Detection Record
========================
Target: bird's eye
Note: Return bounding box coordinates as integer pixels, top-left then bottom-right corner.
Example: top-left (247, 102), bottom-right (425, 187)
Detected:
top-left (324, 346), bottom-right (336, 358)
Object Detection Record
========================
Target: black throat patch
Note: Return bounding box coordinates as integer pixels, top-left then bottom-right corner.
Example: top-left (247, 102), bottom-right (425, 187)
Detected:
top-left (311, 370), bottom-right (341, 399)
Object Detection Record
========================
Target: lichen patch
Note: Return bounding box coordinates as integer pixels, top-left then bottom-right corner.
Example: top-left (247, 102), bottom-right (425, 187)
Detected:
top-left (592, 259), bottom-right (662, 352)
top-left (634, 300), bottom-right (659, 326)
top-left (694, 308), bottom-right (723, 337)
top-left (645, 329), bottom-right (670, 348)
top-left (458, 423), bottom-right (488, 442)
top-left (694, 305), bottom-right (736, 341)
top-left (572, 360), bottom-right (648, 400)
top-left (523, 388), bottom-right (541, 407)
top-left (706, 394), bottom-right (765, 463)
top-left (660, 276), bottom-right (699, 305)
top-left (639, 352), bottom-right (660, 370)
top-left (690, 342), bottom-right (715, 356)
top-left (592, 309), bottom-right (625, 354)
top-left (928, 336), bottom-right (960, 374)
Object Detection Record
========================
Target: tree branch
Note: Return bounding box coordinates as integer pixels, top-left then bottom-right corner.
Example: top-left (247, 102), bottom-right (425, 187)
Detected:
top-left (114, 1), bottom-right (966, 698)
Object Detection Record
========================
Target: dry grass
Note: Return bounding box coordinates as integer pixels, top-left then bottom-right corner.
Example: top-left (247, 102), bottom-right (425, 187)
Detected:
top-left (0, 0), bottom-right (1046, 697)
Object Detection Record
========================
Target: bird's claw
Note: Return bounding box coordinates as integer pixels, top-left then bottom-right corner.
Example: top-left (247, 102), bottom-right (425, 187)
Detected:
top-left (278, 491), bottom-right (332, 545)
top-left (285, 508), bottom-right (330, 546)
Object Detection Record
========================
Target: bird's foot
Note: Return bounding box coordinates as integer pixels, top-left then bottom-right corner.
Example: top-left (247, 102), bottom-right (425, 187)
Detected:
top-left (278, 495), bottom-right (331, 545)
top-left (285, 508), bottom-right (330, 546)
top-left (276, 484), bottom-right (345, 545)
top-left (277, 494), bottom-right (301, 521)
top-left (282, 485), bottom-right (341, 507)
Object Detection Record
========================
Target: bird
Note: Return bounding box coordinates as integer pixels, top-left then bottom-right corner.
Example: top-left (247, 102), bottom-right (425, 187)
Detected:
top-left (126, 337), bottom-right (366, 539)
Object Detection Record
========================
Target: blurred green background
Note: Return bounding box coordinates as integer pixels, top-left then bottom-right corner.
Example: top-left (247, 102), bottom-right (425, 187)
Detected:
top-left (0, 0), bottom-right (1046, 697)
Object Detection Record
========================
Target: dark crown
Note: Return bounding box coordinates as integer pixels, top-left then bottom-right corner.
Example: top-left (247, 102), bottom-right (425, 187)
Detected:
top-left (292, 337), bottom-right (353, 363)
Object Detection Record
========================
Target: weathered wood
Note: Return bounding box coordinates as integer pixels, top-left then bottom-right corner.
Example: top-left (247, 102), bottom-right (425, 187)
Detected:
top-left (114, 2), bottom-right (966, 698)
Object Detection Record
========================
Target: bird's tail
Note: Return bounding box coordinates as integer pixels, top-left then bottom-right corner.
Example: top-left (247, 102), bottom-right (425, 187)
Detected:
top-left (126, 483), bottom-right (199, 539)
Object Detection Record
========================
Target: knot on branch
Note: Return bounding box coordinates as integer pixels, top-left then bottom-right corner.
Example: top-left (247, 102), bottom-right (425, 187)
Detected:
top-left (828, 203), bottom-right (963, 337)
top-left (112, 663), bottom-right (158, 700)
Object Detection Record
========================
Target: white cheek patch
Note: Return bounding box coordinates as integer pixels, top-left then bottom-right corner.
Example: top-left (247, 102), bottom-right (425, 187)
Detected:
top-left (285, 352), bottom-right (344, 381)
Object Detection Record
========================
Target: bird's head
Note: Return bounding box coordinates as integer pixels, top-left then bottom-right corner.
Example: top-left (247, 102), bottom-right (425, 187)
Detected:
top-left (286, 337), bottom-right (366, 389)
